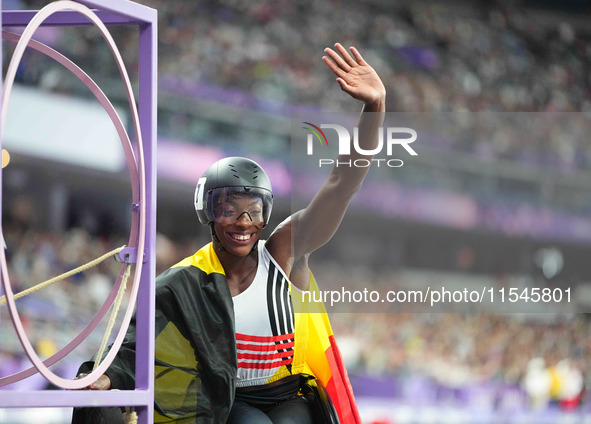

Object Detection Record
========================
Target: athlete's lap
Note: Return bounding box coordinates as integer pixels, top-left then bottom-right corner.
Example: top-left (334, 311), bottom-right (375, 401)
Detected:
top-left (226, 401), bottom-right (271, 424)
top-left (267, 397), bottom-right (313, 424)
top-left (226, 397), bottom-right (312, 424)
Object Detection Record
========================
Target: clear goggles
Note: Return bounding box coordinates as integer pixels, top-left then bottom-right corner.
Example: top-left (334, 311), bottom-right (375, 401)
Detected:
top-left (205, 187), bottom-right (273, 226)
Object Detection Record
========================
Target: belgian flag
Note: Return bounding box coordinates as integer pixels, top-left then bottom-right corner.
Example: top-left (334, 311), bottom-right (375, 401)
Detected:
top-left (293, 272), bottom-right (362, 424)
top-left (95, 243), bottom-right (360, 423)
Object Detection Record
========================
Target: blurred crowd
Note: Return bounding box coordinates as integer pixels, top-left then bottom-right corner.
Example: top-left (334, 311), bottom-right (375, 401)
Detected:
top-left (333, 313), bottom-right (589, 411)
top-left (151, 0), bottom-right (591, 169)
top-left (6, 0), bottom-right (591, 171)
top-left (0, 225), bottom-right (128, 366)
top-left (145, 0), bottom-right (591, 113)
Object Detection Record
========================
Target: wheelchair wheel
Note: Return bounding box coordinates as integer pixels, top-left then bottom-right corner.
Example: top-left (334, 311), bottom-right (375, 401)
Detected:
top-left (300, 378), bottom-right (340, 424)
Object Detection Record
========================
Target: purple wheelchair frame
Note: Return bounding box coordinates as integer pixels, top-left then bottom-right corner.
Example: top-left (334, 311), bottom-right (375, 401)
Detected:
top-left (0, 1), bottom-right (157, 422)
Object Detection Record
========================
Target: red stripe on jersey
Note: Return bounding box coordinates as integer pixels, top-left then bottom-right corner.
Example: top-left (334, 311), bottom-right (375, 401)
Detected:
top-left (236, 333), bottom-right (294, 343)
top-left (237, 340), bottom-right (295, 352)
top-left (237, 350), bottom-right (294, 361)
top-left (237, 357), bottom-right (293, 370)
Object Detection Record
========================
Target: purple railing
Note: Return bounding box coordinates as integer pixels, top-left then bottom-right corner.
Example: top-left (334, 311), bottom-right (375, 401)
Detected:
top-left (0, 1), bottom-right (157, 422)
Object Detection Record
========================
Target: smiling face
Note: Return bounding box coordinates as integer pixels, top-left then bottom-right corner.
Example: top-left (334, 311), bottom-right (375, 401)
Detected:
top-left (212, 194), bottom-right (265, 256)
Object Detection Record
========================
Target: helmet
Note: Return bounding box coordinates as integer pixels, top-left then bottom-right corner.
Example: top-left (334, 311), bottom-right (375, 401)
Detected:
top-left (194, 157), bottom-right (273, 227)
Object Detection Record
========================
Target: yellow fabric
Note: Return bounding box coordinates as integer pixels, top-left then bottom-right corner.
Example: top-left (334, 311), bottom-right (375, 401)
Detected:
top-left (154, 321), bottom-right (200, 423)
top-left (153, 243), bottom-right (226, 423)
top-left (294, 273), bottom-right (335, 387)
top-left (172, 243), bottom-right (225, 276)
top-left (264, 273), bottom-right (335, 386)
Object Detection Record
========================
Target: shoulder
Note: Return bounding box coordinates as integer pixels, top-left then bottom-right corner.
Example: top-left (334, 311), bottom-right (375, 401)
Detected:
top-left (155, 244), bottom-right (232, 308)
top-left (265, 216), bottom-right (293, 274)
top-left (156, 243), bottom-right (225, 292)
top-left (264, 217), bottom-right (312, 290)
top-left (169, 242), bottom-right (224, 275)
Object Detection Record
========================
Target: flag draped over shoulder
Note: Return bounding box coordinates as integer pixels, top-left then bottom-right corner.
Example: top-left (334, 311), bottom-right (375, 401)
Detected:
top-left (293, 272), bottom-right (362, 424)
top-left (100, 243), bottom-right (360, 423)
top-left (104, 243), bottom-right (237, 423)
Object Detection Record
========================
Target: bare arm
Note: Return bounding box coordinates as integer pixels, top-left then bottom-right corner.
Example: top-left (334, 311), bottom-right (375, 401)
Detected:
top-left (267, 43), bottom-right (386, 278)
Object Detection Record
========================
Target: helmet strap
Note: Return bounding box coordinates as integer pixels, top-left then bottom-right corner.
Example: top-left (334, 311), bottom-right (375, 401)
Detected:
top-left (209, 222), bottom-right (219, 242)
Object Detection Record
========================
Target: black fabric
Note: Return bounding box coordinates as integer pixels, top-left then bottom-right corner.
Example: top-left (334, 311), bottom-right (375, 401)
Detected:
top-left (226, 397), bottom-right (313, 424)
top-left (151, 265), bottom-right (237, 421)
top-left (71, 363), bottom-right (126, 424)
top-left (235, 374), bottom-right (302, 411)
top-left (73, 262), bottom-right (237, 423)
top-left (71, 406), bottom-right (126, 424)
top-left (226, 401), bottom-right (272, 424)
top-left (266, 397), bottom-right (314, 424)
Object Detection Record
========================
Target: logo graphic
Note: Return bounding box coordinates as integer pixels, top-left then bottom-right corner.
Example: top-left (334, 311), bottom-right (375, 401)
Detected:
top-left (301, 122), bottom-right (418, 168)
top-left (302, 122), bottom-right (328, 155)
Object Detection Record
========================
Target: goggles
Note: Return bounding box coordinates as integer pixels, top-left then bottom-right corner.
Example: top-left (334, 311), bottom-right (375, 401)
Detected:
top-left (205, 187), bottom-right (273, 226)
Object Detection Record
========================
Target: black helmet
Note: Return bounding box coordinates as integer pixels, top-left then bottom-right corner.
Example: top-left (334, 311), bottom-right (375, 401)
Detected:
top-left (194, 157), bottom-right (273, 227)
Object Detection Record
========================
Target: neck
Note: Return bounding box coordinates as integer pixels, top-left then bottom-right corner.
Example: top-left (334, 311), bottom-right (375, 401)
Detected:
top-left (213, 239), bottom-right (258, 275)
top-left (213, 240), bottom-right (259, 296)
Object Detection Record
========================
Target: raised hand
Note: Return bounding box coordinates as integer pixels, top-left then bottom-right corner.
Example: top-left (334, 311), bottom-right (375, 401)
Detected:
top-left (322, 43), bottom-right (386, 106)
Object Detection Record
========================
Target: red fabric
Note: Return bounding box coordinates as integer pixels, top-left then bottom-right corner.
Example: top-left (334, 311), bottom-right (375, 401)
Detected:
top-left (237, 351), bottom-right (293, 361)
top-left (236, 340), bottom-right (295, 351)
top-left (324, 335), bottom-right (362, 424)
top-left (237, 358), bottom-right (294, 369)
top-left (236, 333), bottom-right (294, 342)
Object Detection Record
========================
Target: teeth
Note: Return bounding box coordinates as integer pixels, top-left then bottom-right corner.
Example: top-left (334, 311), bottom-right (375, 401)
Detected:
top-left (232, 234), bottom-right (252, 241)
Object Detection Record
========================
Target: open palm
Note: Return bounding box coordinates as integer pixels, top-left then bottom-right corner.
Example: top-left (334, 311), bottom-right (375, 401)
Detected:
top-left (322, 43), bottom-right (386, 105)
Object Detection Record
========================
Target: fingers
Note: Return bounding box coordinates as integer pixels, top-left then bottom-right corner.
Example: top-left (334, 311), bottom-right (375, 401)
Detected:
top-left (324, 46), bottom-right (351, 73)
top-left (333, 43), bottom-right (358, 68)
top-left (90, 375), bottom-right (111, 390)
top-left (349, 46), bottom-right (368, 66)
top-left (322, 43), bottom-right (366, 77)
top-left (335, 77), bottom-right (352, 93)
top-left (323, 43), bottom-right (385, 104)
top-left (322, 54), bottom-right (347, 78)
top-left (73, 373), bottom-right (111, 390)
